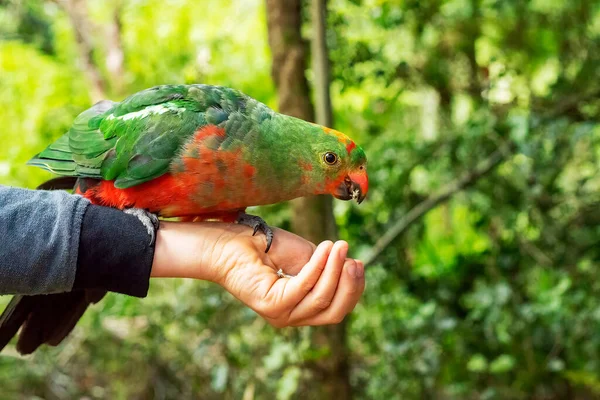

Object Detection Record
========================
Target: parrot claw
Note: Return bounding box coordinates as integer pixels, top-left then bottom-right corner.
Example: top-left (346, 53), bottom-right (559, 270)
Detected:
top-left (276, 269), bottom-right (295, 279)
top-left (236, 213), bottom-right (274, 253)
top-left (124, 208), bottom-right (160, 246)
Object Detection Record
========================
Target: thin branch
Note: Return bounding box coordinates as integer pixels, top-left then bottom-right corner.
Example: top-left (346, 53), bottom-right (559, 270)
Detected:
top-left (363, 145), bottom-right (510, 267)
top-left (518, 238), bottom-right (553, 267)
top-left (536, 88), bottom-right (600, 122)
top-left (54, 0), bottom-right (106, 102)
top-left (105, 1), bottom-right (125, 96)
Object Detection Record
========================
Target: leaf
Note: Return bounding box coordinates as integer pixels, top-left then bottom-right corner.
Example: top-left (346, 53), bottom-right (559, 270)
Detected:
top-left (467, 354), bottom-right (488, 373)
top-left (489, 355), bottom-right (516, 374)
top-left (276, 367), bottom-right (301, 400)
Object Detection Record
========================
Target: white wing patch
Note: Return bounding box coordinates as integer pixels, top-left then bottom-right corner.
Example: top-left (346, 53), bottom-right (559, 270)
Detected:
top-left (106, 104), bottom-right (186, 121)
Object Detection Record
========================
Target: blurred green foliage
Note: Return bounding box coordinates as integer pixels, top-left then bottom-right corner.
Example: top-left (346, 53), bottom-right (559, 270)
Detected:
top-left (1, 0), bottom-right (600, 398)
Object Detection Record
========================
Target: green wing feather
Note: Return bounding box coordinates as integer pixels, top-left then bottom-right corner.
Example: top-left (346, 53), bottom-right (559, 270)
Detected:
top-left (27, 84), bottom-right (268, 189)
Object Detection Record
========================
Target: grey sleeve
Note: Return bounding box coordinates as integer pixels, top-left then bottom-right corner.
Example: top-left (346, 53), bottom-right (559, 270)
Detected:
top-left (0, 185), bottom-right (90, 295)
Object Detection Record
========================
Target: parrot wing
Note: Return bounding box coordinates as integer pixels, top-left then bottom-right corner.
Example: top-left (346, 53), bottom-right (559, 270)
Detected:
top-left (28, 84), bottom-right (256, 189)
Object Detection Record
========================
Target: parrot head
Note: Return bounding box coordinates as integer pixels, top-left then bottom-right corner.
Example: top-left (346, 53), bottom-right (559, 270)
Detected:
top-left (312, 126), bottom-right (369, 204)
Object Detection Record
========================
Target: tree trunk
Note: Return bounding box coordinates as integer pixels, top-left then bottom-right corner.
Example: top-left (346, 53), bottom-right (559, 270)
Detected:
top-left (266, 0), bottom-right (351, 398)
top-left (265, 0), bottom-right (313, 121)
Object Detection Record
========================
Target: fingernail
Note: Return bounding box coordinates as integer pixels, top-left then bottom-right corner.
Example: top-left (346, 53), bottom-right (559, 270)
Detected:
top-left (339, 241), bottom-right (348, 262)
top-left (347, 262), bottom-right (357, 278)
top-left (317, 241), bottom-right (332, 254)
top-left (355, 261), bottom-right (364, 278)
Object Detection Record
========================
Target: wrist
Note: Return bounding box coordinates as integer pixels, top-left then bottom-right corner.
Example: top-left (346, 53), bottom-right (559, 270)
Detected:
top-left (150, 221), bottom-right (222, 282)
top-left (75, 204), bottom-right (154, 297)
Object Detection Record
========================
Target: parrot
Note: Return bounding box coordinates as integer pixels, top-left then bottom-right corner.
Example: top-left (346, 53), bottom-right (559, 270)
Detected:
top-left (0, 84), bottom-right (368, 355)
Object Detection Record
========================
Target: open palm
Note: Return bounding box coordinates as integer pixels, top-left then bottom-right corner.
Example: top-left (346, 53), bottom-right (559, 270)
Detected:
top-left (152, 222), bottom-right (365, 327)
top-left (211, 225), bottom-right (366, 327)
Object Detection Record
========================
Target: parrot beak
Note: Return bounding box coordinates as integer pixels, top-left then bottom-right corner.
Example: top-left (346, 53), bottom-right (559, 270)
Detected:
top-left (334, 168), bottom-right (369, 204)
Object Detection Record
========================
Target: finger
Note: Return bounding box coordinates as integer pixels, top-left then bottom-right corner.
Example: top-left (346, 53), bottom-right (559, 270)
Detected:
top-left (291, 257), bottom-right (365, 326)
top-left (266, 228), bottom-right (318, 274)
top-left (271, 240), bottom-right (333, 310)
top-left (304, 258), bottom-right (364, 325)
top-left (288, 241), bottom-right (348, 321)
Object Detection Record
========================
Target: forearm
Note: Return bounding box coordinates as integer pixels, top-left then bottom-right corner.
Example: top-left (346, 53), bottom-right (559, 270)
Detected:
top-left (0, 185), bottom-right (89, 295)
top-left (0, 185), bottom-right (275, 298)
top-left (0, 185), bottom-right (156, 297)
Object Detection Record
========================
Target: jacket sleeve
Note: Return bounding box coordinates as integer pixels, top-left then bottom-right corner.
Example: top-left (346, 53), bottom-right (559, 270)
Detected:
top-left (0, 185), bottom-right (155, 297)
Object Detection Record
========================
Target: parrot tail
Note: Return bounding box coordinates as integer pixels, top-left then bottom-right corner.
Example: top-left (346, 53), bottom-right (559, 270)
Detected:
top-left (0, 290), bottom-right (106, 355)
top-left (36, 176), bottom-right (78, 191)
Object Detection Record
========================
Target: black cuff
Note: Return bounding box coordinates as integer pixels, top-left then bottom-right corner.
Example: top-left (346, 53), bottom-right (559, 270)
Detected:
top-left (73, 204), bottom-right (155, 297)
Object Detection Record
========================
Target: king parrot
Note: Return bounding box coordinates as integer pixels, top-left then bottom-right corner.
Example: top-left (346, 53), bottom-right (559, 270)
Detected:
top-left (0, 84), bottom-right (368, 355)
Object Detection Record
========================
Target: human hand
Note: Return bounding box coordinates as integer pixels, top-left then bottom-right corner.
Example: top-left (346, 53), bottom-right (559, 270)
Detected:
top-left (151, 221), bottom-right (365, 327)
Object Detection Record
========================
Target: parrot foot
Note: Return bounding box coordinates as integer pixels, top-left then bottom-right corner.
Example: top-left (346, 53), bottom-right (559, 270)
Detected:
top-left (124, 208), bottom-right (160, 245)
top-left (277, 269), bottom-right (295, 279)
top-left (236, 213), bottom-right (274, 253)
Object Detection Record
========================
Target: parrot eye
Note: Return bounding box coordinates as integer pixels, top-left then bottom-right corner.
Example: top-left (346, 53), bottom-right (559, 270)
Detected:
top-left (324, 152), bottom-right (338, 165)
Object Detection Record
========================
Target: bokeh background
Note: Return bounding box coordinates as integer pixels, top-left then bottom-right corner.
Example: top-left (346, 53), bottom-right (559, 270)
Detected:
top-left (2, 0), bottom-right (600, 398)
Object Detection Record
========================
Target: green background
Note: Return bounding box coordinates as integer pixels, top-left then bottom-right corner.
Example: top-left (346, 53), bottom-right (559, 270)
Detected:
top-left (2, 0), bottom-right (600, 398)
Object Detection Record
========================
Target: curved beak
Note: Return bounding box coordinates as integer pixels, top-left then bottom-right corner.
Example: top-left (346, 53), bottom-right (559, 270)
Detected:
top-left (334, 169), bottom-right (369, 204)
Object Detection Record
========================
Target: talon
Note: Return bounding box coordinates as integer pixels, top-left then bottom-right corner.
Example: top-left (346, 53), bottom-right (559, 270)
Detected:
top-left (124, 208), bottom-right (160, 246)
top-left (236, 213), bottom-right (274, 252)
top-left (148, 212), bottom-right (160, 231)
